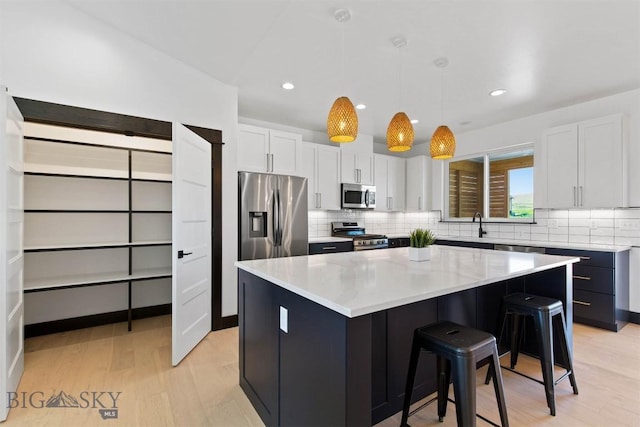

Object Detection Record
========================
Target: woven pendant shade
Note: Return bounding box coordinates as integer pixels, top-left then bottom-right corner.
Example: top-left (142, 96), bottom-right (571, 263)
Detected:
top-left (430, 125), bottom-right (456, 159)
top-left (327, 96), bottom-right (358, 143)
top-left (386, 112), bottom-right (414, 152)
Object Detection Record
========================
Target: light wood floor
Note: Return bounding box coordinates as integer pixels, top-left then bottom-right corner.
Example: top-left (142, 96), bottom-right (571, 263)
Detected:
top-left (5, 317), bottom-right (640, 426)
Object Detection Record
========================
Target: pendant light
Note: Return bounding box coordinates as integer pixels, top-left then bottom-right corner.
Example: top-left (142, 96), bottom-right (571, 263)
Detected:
top-left (387, 36), bottom-right (414, 152)
top-left (430, 57), bottom-right (456, 159)
top-left (327, 8), bottom-right (358, 143)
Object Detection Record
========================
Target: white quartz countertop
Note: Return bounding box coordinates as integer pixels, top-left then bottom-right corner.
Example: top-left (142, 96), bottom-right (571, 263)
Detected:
top-left (235, 246), bottom-right (579, 318)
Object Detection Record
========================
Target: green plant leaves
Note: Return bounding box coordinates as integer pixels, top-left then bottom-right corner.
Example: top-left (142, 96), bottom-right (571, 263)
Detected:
top-left (409, 228), bottom-right (436, 248)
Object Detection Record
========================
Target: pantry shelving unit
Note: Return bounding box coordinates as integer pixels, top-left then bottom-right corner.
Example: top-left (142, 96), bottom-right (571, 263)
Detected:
top-left (23, 132), bottom-right (172, 332)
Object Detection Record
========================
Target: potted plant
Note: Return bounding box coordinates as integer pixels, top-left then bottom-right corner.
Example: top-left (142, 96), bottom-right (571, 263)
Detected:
top-left (408, 228), bottom-right (436, 261)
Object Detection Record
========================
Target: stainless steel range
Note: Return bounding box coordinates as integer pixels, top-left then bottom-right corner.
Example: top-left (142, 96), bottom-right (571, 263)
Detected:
top-left (331, 222), bottom-right (389, 251)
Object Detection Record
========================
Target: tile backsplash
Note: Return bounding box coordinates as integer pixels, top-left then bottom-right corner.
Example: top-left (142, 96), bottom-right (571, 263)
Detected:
top-left (308, 208), bottom-right (640, 246)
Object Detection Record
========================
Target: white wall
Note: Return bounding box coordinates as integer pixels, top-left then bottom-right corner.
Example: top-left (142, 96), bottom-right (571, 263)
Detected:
top-left (0, 1), bottom-right (239, 319)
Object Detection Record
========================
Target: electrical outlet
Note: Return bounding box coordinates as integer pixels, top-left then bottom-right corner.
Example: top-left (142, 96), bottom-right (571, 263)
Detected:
top-left (548, 219), bottom-right (559, 228)
top-left (590, 220), bottom-right (598, 229)
top-left (280, 306), bottom-right (288, 333)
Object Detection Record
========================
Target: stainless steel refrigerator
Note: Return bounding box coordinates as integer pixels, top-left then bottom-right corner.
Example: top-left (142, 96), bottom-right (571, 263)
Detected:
top-left (238, 171), bottom-right (308, 260)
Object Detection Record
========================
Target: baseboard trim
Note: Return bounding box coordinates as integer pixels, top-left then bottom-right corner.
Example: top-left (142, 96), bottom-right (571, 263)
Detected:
top-left (628, 311), bottom-right (640, 325)
top-left (221, 315), bottom-right (238, 329)
top-left (24, 304), bottom-right (172, 338)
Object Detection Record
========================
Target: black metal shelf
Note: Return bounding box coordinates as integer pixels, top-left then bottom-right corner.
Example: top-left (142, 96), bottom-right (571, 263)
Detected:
top-left (24, 171), bottom-right (172, 183)
top-left (25, 209), bottom-right (172, 214)
top-left (24, 241), bottom-right (172, 253)
top-left (26, 135), bottom-right (172, 155)
top-left (24, 268), bottom-right (172, 293)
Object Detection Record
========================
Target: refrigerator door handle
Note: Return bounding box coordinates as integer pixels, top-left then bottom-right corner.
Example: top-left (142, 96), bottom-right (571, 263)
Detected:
top-left (272, 190), bottom-right (279, 247)
top-left (275, 188), bottom-right (282, 247)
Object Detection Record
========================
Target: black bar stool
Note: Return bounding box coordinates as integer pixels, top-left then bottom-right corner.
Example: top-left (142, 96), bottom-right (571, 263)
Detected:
top-left (486, 293), bottom-right (578, 416)
top-left (400, 321), bottom-right (509, 427)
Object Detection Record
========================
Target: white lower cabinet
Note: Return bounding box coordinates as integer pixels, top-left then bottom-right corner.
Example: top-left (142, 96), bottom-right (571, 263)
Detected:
top-left (405, 156), bottom-right (430, 211)
top-left (301, 142), bottom-right (340, 210)
top-left (539, 114), bottom-right (626, 209)
top-left (374, 154), bottom-right (405, 211)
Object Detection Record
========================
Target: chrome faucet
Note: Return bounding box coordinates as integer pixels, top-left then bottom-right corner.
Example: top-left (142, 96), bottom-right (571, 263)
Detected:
top-left (472, 212), bottom-right (487, 238)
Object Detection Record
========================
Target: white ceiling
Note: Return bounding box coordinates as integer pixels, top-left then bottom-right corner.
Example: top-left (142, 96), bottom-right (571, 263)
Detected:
top-left (66, 0), bottom-right (640, 146)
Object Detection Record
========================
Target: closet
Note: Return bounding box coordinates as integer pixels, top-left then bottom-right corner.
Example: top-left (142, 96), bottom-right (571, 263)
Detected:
top-left (23, 122), bottom-right (172, 332)
top-left (13, 97), bottom-right (224, 337)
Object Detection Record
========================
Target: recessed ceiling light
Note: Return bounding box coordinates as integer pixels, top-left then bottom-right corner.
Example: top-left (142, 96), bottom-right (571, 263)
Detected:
top-left (489, 89), bottom-right (507, 97)
top-left (460, 121), bottom-right (472, 126)
top-left (282, 82), bottom-right (295, 90)
top-left (355, 104), bottom-right (366, 110)
top-left (410, 119), bottom-right (419, 124)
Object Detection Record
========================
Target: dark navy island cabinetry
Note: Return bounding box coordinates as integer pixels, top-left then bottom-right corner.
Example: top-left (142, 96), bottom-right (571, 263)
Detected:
top-left (236, 247), bottom-right (577, 426)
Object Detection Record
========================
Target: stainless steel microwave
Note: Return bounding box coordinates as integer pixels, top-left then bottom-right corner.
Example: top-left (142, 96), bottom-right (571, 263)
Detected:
top-left (341, 183), bottom-right (376, 209)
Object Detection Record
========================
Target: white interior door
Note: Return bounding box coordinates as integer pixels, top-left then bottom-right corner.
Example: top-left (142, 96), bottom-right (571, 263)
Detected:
top-left (1, 89), bottom-right (24, 421)
top-left (171, 124), bottom-right (211, 366)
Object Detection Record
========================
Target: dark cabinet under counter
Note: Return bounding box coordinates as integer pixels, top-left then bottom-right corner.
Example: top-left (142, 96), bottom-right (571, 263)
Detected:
top-left (309, 241), bottom-right (353, 255)
top-left (546, 247), bottom-right (629, 331)
top-left (388, 237), bottom-right (410, 248)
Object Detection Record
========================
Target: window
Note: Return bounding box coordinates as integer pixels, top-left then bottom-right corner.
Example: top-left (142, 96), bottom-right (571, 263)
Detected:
top-left (446, 145), bottom-right (534, 221)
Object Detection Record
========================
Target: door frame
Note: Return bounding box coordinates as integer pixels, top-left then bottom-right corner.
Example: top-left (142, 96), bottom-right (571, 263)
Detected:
top-left (13, 97), bottom-right (226, 331)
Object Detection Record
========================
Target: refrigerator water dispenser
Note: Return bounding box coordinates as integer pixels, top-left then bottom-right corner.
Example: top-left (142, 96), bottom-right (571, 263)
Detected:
top-left (249, 212), bottom-right (267, 238)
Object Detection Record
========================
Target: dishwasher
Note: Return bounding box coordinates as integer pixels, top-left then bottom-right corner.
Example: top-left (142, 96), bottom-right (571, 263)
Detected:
top-left (494, 244), bottom-right (546, 254)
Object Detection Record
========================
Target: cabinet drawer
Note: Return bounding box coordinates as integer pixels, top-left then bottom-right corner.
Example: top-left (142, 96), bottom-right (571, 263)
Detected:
top-left (573, 289), bottom-right (614, 324)
top-left (572, 265), bottom-right (614, 294)
top-left (308, 241), bottom-right (353, 255)
top-left (546, 248), bottom-right (613, 268)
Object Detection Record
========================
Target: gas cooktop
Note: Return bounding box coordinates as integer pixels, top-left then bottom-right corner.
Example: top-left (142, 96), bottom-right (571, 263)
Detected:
top-left (331, 222), bottom-right (389, 251)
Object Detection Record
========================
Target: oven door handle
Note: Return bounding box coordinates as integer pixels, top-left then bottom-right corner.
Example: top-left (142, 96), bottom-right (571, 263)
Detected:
top-left (364, 189), bottom-right (370, 207)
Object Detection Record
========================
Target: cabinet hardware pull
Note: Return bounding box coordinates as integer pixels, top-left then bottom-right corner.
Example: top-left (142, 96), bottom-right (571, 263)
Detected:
top-left (579, 256), bottom-right (591, 260)
top-left (573, 275), bottom-right (591, 281)
top-left (573, 300), bottom-right (592, 306)
top-left (354, 169), bottom-right (357, 183)
top-left (266, 153), bottom-right (270, 172)
top-left (573, 186), bottom-right (577, 206)
top-left (318, 193), bottom-right (322, 208)
top-left (418, 196), bottom-right (422, 210)
top-left (271, 154), bottom-right (275, 172)
top-left (322, 246), bottom-right (337, 250)
top-left (178, 250), bottom-right (193, 259)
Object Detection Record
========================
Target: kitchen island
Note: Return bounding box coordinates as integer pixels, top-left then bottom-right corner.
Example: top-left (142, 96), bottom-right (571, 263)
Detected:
top-left (235, 245), bottom-right (579, 426)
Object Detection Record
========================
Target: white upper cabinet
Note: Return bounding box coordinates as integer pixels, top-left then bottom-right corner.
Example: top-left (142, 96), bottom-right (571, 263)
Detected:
top-left (374, 154), bottom-right (405, 211)
top-left (405, 156), bottom-right (430, 211)
top-left (540, 114), bottom-right (626, 209)
top-left (238, 124), bottom-right (302, 175)
top-left (341, 152), bottom-right (374, 185)
top-left (301, 142), bottom-right (341, 210)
